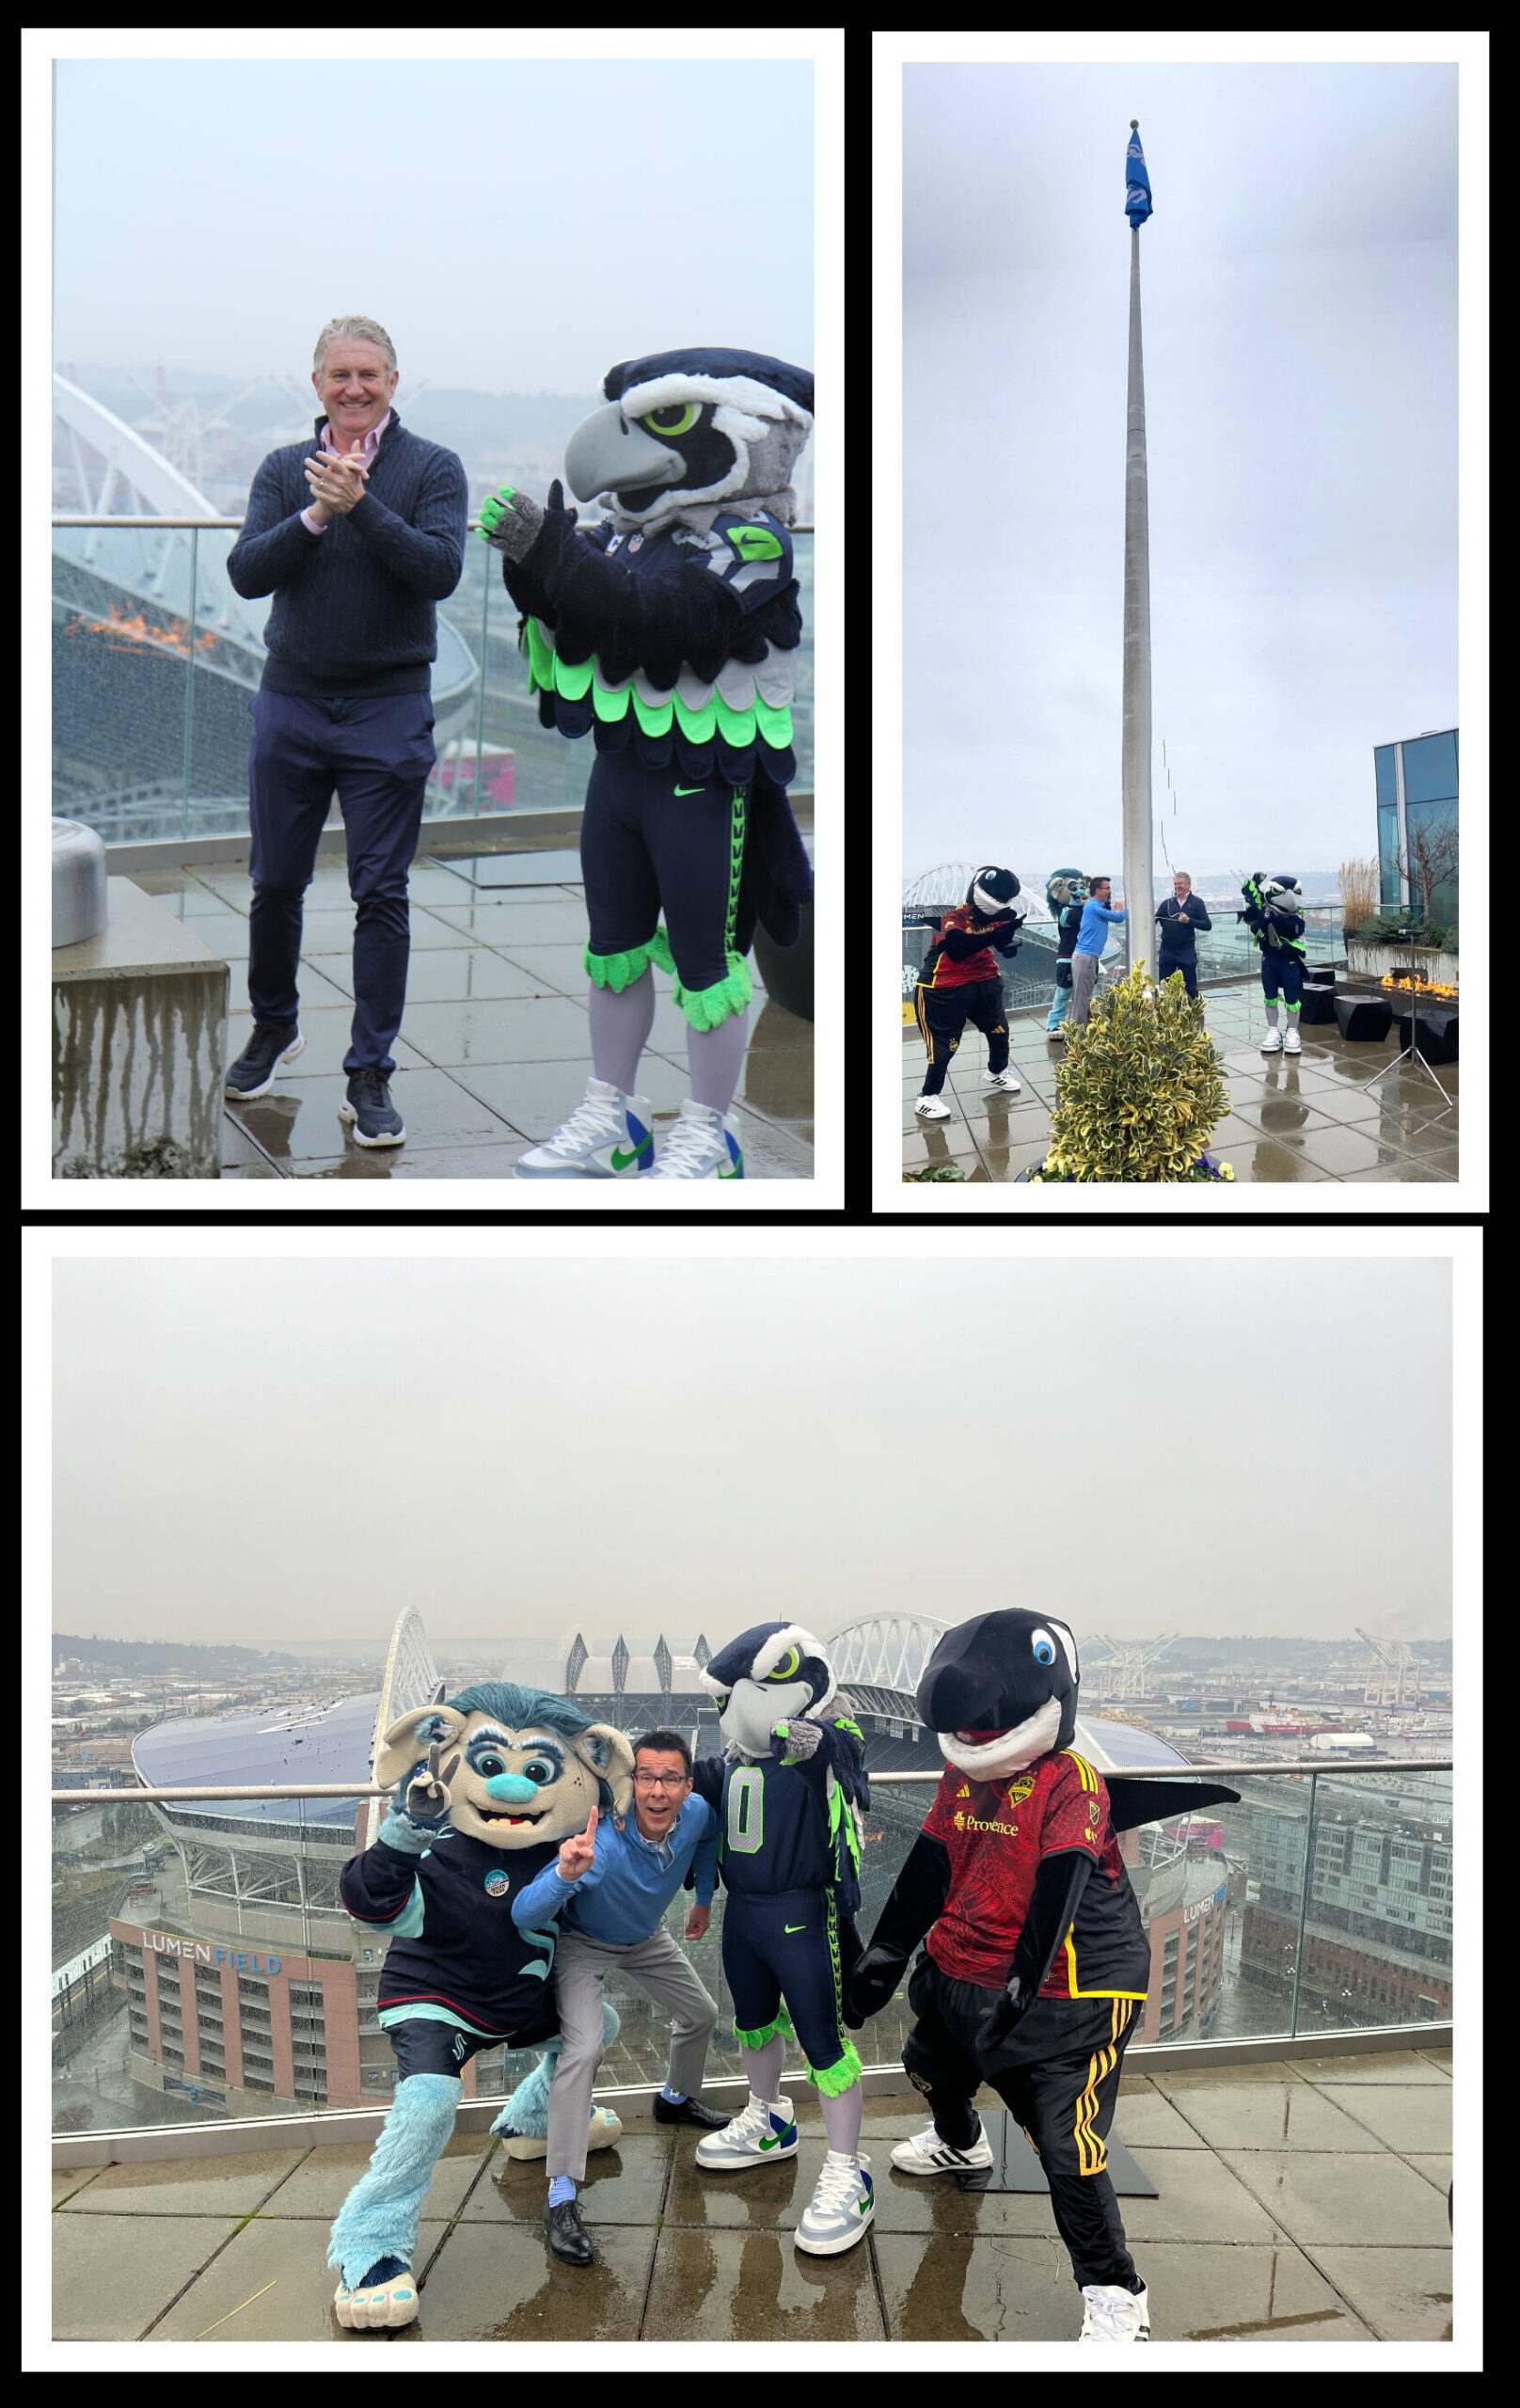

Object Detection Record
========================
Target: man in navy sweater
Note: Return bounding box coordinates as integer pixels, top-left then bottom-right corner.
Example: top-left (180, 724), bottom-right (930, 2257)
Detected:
top-left (1153, 870), bottom-right (1211, 998)
top-left (223, 316), bottom-right (467, 1146)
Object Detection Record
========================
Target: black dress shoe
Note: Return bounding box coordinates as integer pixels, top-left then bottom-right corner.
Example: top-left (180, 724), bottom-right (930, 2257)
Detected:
top-left (544, 2198), bottom-right (594, 2266)
top-left (652, 2091), bottom-right (730, 2131)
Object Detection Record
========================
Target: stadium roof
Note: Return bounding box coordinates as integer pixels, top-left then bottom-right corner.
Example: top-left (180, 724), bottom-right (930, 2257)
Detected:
top-left (132, 1694), bottom-right (378, 1825)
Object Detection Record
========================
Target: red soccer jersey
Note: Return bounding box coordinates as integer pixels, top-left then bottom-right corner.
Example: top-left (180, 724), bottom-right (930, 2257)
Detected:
top-left (923, 1749), bottom-right (1150, 2000)
top-left (923, 905), bottom-right (1000, 989)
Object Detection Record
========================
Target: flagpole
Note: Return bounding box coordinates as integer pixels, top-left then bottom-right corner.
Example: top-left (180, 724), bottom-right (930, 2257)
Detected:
top-left (1122, 126), bottom-right (1153, 978)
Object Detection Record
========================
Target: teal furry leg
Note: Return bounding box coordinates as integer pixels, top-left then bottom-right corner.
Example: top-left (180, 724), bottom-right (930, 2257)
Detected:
top-left (327, 2071), bottom-right (460, 2297)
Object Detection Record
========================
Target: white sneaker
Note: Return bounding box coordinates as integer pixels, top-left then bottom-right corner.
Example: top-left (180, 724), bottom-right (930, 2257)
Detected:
top-left (695, 2092), bottom-right (798, 2169)
top-left (890, 2118), bottom-right (995, 2177)
top-left (1259, 1028), bottom-right (1283, 1054)
top-left (1283, 1025), bottom-right (1302, 1054)
top-left (794, 2150), bottom-right (875, 2255)
top-left (915, 1095), bottom-right (951, 1119)
top-left (1080, 2282), bottom-right (1150, 2343)
top-left (643, 1097), bottom-right (744, 1180)
top-left (983, 1069), bottom-right (1021, 1093)
top-left (515, 1077), bottom-right (652, 1178)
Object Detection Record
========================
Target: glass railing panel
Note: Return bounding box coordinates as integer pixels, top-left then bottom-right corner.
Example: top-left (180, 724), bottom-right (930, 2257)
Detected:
top-left (52, 1763), bottom-right (1450, 2138)
top-left (53, 522), bottom-right (813, 848)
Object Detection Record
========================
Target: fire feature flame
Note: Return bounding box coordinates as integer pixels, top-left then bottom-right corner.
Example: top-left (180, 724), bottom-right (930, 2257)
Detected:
top-left (1379, 971), bottom-right (1457, 1001)
top-left (66, 604), bottom-right (217, 657)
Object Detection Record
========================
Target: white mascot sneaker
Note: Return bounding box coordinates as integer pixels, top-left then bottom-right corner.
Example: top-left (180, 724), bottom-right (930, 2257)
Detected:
top-left (890, 2118), bottom-right (995, 2177)
top-left (1079, 2282), bottom-right (1150, 2343)
top-left (499, 2105), bottom-right (623, 2162)
top-left (515, 1077), bottom-right (653, 1178)
top-left (695, 2093), bottom-right (799, 2169)
top-left (643, 1097), bottom-right (744, 1179)
top-left (794, 2150), bottom-right (875, 2255)
top-left (914, 1094), bottom-right (951, 1119)
top-left (1283, 1024), bottom-right (1302, 1054)
top-left (982, 1069), bottom-right (1021, 1094)
top-left (1259, 1027), bottom-right (1284, 1054)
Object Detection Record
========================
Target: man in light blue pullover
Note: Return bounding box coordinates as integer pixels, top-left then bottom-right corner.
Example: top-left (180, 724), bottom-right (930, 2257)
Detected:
top-left (1070, 875), bottom-right (1128, 1026)
top-left (510, 1727), bottom-right (724, 2266)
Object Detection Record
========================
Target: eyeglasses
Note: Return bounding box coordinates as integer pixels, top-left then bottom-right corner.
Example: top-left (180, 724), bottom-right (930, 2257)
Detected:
top-left (633, 1771), bottom-right (689, 1791)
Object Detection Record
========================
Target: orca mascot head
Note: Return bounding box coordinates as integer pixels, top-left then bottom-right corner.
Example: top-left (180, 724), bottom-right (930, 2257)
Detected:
top-left (916, 1608), bottom-right (1080, 1780)
top-left (966, 865), bottom-right (1022, 919)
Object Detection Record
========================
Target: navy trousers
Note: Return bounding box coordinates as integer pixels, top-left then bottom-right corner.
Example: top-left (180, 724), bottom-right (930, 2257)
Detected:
top-left (246, 689), bottom-right (435, 1074)
top-left (1157, 951), bottom-right (1198, 998)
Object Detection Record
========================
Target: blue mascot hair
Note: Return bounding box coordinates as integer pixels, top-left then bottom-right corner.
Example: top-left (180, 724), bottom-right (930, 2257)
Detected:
top-left (441, 1684), bottom-right (621, 1812)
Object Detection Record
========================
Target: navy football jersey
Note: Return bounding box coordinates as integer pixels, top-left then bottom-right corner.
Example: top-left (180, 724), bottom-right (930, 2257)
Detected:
top-left (694, 1723), bottom-right (866, 1912)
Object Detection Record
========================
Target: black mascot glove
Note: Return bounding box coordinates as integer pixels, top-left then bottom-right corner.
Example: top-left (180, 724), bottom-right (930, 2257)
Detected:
top-left (977, 1971), bottom-right (1031, 2056)
top-left (842, 1942), bottom-right (909, 2031)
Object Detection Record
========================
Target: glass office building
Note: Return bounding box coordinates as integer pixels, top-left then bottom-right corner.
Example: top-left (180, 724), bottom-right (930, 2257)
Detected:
top-left (1374, 727), bottom-right (1458, 924)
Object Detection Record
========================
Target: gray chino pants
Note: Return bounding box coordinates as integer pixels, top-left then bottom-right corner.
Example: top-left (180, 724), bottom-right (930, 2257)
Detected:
top-left (1070, 953), bottom-right (1101, 1024)
top-left (546, 1925), bottom-right (720, 2179)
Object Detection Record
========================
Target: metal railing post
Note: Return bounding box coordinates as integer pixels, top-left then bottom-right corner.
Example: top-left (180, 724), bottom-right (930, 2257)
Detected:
top-left (182, 527), bottom-right (198, 842)
top-left (1289, 1771), bottom-right (1317, 2039)
top-left (475, 543), bottom-right (491, 813)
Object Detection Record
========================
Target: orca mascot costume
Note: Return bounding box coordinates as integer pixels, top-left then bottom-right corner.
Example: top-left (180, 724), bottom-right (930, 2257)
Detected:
top-left (843, 1608), bottom-right (1237, 2344)
top-left (908, 866), bottom-right (1028, 1116)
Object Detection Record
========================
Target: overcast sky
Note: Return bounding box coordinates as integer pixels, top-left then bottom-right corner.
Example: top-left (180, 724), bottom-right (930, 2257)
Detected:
top-left (902, 61), bottom-right (1457, 884)
top-left (53, 1255), bottom-right (1450, 1654)
top-left (52, 56), bottom-right (813, 394)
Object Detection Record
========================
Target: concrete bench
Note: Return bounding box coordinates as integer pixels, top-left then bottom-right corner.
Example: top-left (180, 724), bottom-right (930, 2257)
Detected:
top-left (53, 879), bottom-right (230, 1178)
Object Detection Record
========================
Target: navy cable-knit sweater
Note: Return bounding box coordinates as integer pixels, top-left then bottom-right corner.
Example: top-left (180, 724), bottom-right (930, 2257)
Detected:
top-left (226, 412), bottom-right (467, 700)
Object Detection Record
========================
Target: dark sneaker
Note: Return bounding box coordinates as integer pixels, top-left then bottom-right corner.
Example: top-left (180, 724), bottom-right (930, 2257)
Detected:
top-left (544, 2198), bottom-right (594, 2267)
top-left (339, 1069), bottom-right (405, 1148)
top-left (225, 1020), bottom-right (304, 1099)
top-left (653, 2092), bottom-right (730, 2131)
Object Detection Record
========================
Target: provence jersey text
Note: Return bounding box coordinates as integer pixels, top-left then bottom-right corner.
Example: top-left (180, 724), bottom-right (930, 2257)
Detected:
top-left (922, 1750), bottom-right (1150, 2000)
top-left (340, 1826), bottom-right (564, 2043)
top-left (919, 905), bottom-right (1004, 990)
top-left (694, 1723), bottom-right (867, 1913)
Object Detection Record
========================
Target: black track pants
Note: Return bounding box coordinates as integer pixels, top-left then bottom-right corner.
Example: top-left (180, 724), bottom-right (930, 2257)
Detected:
top-left (900, 1955), bottom-right (1142, 2291)
top-left (913, 977), bottom-right (1008, 1096)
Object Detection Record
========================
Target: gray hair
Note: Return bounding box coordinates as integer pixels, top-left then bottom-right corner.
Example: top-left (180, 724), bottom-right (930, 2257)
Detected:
top-left (1174, 869), bottom-right (1192, 882)
top-left (313, 316), bottom-right (396, 376)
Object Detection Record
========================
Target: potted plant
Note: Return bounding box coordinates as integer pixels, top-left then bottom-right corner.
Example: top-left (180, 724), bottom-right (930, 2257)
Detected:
top-left (1019, 959), bottom-right (1234, 1181)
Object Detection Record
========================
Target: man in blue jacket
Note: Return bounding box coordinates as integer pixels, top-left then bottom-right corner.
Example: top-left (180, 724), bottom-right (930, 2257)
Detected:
top-left (1070, 877), bottom-right (1127, 1026)
top-left (1154, 870), bottom-right (1211, 998)
top-left (223, 316), bottom-right (467, 1148)
top-left (509, 1729), bottom-right (725, 2266)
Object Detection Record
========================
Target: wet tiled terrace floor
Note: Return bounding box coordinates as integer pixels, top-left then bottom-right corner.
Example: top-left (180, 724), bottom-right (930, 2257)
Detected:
top-left (903, 980), bottom-right (1459, 1183)
top-left (134, 855), bottom-right (813, 1180)
top-left (53, 2048), bottom-right (1452, 2343)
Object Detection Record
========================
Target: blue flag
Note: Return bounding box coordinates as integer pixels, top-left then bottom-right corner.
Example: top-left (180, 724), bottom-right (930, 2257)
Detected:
top-left (1125, 125), bottom-right (1152, 230)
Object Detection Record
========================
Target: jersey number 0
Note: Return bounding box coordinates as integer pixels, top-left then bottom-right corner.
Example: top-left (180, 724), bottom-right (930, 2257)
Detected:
top-left (727, 1768), bottom-right (764, 1853)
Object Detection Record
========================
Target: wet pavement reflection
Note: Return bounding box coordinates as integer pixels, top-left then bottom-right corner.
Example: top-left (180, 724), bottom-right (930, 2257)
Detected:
top-left (905, 978), bottom-right (1458, 1184)
top-left (135, 858), bottom-right (815, 1182)
top-left (55, 2051), bottom-right (1452, 2343)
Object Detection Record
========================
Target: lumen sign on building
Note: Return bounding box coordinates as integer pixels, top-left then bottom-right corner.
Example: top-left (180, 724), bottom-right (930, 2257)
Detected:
top-left (143, 1931), bottom-right (282, 1974)
top-left (1374, 728), bottom-right (1458, 924)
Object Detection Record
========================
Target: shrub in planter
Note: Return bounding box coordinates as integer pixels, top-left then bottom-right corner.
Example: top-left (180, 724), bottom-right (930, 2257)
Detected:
top-left (1031, 959), bottom-right (1231, 1182)
top-left (1353, 909), bottom-right (1446, 949)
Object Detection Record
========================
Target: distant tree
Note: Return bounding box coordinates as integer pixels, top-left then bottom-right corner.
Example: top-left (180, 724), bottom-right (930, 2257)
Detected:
top-left (1399, 814), bottom-right (1459, 933)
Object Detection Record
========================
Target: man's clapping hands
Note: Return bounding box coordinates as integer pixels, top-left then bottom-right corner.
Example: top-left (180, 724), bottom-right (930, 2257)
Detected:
top-left (304, 443), bottom-right (371, 524)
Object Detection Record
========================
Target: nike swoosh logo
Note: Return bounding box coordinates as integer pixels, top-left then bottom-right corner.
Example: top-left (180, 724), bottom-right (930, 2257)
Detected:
top-left (673, 784), bottom-right (705, 796)
top-left (610, 1142), bottom-right (646, 1171)
top-left (784, 1923), bottom-right (806, 1933)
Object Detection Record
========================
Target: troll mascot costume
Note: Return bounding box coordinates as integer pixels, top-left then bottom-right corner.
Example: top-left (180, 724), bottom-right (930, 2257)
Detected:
top-left (476, 347), bottom-right (814, 1181)
top-left (844, 1609), bottom-right (1235, 2344)
top-left (327, 1682), bottom-right (634, 2329)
